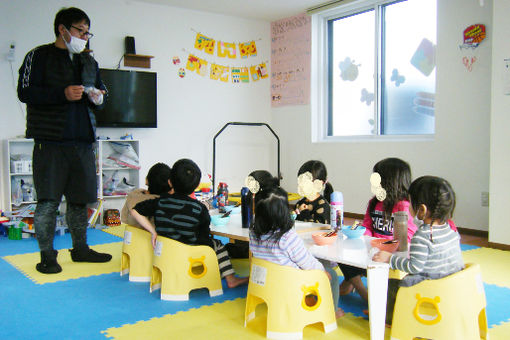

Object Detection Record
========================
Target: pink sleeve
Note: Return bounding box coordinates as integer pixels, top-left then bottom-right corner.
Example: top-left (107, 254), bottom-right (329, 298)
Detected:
top-left (448, 219), bottom-right (458, 232)
top-left (362, 202), bottom-right (374, 237)
top-left (393, 200), bottom-right (417, 243)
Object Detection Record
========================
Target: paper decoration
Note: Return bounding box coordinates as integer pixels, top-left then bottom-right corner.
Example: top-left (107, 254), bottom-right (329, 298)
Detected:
top-left (218, 41), bottom-right (237, 58)
top-left (231, 68), bottom-right (241, 83)
top-left (271, 13), bottom-right (311, 107)
top-left (463, 56), bottom-right (477, 72)
top-left (410, 38), bottom-right (436, 76)
top-left (240, 67), bottom-right (250, 83)
top-left (339, 57), bottom-right (360, 81)
top-left (390, 69), bottom-right (405, 86)
top-left (186, 54), bottom-right (208, 76)
top-left (172, 56), bottom-right (180, 65)
top-left (360, 88), bottom-right (374, 106)
top-left (239, 41), bottom-right (257, 58)
top-left (178, 68), bottom-right (186, 78)
top-left (194, 33), bottom-right (215, 55)
top-left (461, 24), bottom-right (486, 49)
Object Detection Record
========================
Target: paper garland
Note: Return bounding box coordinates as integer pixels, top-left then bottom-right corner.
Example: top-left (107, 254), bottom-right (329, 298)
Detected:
top-left (185, 53), bottom-right (268, 83)
top-left (194, 33), bottom-right (258, 59)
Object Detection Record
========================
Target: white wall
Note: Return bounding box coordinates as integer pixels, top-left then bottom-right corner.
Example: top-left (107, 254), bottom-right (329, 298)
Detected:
top-left (489, 0), bottom-right (510, 245)
top-left (0, 0), bottom-right (499, 237)
top-left (272, 0), bottom-right (493, 232)
top-left (0, 0), bottom-right (273, 210)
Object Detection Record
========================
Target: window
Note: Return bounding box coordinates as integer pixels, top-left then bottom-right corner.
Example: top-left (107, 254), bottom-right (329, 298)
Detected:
top-left (311, 0), bottom-right (436, 139)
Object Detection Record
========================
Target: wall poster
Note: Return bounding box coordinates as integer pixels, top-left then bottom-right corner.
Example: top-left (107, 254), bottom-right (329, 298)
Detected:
top-left (271, 13), bottom-right (311, 107)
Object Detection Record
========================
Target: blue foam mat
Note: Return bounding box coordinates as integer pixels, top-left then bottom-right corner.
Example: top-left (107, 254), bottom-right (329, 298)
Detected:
top-left (1, 229), bottom-right (509, 339)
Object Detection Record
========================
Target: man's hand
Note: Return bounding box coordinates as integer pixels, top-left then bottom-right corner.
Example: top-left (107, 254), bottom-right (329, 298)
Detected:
top-left (65, 85), bottom-right (84, 101)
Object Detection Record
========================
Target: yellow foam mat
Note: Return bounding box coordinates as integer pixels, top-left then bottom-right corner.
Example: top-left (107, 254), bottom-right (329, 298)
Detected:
top-left (101, 225), bottom-right (126, 238)
top-left (3, 242), bottom-right (122, 284)
top-left (102, 298), bottom-right (390, 340)
top-left (462, 247), bottom-right (510, 288)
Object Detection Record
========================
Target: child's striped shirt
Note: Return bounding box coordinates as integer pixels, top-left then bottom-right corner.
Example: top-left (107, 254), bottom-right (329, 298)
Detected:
top-left (390, 223), bottom-right (464, 276)
top-left (250, 228), bottom-right (324, 271)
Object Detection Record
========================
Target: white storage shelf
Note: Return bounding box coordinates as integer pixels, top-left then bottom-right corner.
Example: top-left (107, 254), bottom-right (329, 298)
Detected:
top-left (4, 139), bottom-right (140, 215)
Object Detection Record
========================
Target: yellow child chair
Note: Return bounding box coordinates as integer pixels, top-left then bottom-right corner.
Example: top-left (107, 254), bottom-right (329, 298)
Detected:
top-left (150, 235), bottom-right (223, 301)
top-left (120, 225), bottom-right (153, 282)
top-left (244, 257), bottom-right (337, 339)
top-left (391, 263), bottom-right (488, 340)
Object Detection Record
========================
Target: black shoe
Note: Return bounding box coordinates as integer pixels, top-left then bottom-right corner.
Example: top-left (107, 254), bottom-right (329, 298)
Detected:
top-left (69, 245), bottom-right (112, 263)
top-left (36, 250), bottom-right (62, 274)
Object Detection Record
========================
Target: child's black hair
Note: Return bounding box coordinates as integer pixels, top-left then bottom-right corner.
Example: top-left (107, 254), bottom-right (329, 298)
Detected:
top-left (297, 160), bottom-right (333, 203)
top-left (170, 159), bottom-right (201, 195)
top-left (251, 187), bottom-right (294, 244)
top-left (249, 170), bottom-right (279, 204)
top-left (368, 158), bottom-right (411, 221)
top-left (146, 163), bottom-right (171, 195)
top-left (54, 7), bottom-right (90, 38)
top-left (408, 176), bottom-right (456, 225)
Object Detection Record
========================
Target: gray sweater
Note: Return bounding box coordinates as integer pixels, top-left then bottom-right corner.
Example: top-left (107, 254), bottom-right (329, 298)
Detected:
top-left (390, 223), bottom-right (464, 281)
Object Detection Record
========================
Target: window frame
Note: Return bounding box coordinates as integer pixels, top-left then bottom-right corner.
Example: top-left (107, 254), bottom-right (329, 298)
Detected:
top-left (310, 0), bottom-right (435, 143)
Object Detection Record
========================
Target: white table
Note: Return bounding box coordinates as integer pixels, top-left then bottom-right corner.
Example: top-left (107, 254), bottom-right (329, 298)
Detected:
top-left (209, 213), bottom-right (389, 340)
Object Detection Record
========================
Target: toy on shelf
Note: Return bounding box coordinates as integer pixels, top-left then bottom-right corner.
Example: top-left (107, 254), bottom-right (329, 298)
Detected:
top-left (120, 133), bottom-right (133, 140)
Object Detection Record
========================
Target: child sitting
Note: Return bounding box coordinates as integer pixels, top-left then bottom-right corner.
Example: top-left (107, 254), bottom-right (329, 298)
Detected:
top-left (250, 186), bottom-right (344, 318)
top-left (372, 175), bottom-right (464, 325)
top-left (121, 162), bottom-right (172, 228)
top-left (340, 158), bottom-right (416, 302)
top-left (294, 160), bottom-right (333, 224)
top-left (131, 158), bottom-right (248, 288)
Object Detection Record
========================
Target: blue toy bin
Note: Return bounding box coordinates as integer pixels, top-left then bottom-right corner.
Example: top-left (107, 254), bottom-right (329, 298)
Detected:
top-left (211, 214), bottom-right (231, 227)
top-left (341, 225), bottom-right (366, 239)
top-left (224, 205), bottom-right (241, 214)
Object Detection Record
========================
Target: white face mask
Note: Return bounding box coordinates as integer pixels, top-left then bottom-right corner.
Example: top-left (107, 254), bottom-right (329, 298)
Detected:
top-left (64, 28), bottom-right (87, 54)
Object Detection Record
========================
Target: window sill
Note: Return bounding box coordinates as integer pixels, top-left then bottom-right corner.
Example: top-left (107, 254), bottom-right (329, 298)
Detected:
top-left (314, 134), bottom-right (435, 143)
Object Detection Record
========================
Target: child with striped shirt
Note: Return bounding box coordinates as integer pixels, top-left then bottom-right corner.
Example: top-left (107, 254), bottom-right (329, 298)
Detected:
top-left (249, 186), bottom-right (344, 318)
top-left (131, 158), bottom-right (248, 288)
top-left (372, 176), bottom-right (464, 325)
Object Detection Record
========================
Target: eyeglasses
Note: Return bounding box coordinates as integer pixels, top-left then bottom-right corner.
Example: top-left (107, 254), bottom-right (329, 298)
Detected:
top-left (71, 25), bottom-right (94, 39)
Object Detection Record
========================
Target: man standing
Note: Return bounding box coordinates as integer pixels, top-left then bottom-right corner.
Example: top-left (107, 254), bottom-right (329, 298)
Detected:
top-left (18, 7), bottom-right (111, 274)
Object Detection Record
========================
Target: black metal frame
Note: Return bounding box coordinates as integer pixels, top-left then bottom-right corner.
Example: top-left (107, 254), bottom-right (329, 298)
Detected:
top-left (212, 122), bottom-right (280, 195)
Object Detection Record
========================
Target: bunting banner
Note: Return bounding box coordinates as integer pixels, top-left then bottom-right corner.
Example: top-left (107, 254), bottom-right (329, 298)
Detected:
top-left (184, 53), bottom-right (268, 84)
top-left (193, 32), bottom-right (258, 59)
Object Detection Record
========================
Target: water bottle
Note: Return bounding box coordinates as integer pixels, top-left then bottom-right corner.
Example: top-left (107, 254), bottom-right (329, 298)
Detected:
top-left (393, 211), bottom-right (409, 252)
top-left (217, 182), bottom-right (229, 213)
top-left (330, 191), bottom-right (344, 229)
top-left (241, 187), bottom-right (253, 228)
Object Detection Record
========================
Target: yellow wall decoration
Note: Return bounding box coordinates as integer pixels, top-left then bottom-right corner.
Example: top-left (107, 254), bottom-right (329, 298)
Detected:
top-left (194, 33), bottom-right (215, 55)
top-left (210, 64), bottom-right (222, 80)
top-left (239, 41), bottom-right (257, 59)
top-left (186, 54), bottom-right (208, 76)
top-left (220, 66), bottom-right (230, 82)
top-left (250, 65), bottom-right (260, 81)
top-left (240, 67), bottom-right (250, 83)
top-left (218, 41), bottom-right (237, 59)
top-left (231, 68), bottom-right (241, 83)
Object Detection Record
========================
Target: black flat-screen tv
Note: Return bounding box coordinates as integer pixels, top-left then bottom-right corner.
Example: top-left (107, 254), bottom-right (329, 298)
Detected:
top-left (95, 68), bottom-right (157, 128)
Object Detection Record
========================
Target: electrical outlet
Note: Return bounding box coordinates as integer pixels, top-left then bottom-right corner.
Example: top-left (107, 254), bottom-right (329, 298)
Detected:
top-left (481, 191), bottom-right (489, 207)
top-left (6, 42), bottom-right (15, 61)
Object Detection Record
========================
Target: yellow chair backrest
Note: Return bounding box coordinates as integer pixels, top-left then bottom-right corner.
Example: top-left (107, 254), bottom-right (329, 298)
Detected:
top-left (120, 225), bottom-right (153, 282)
top-left (245, 257), bottom-right (337, 339)
top-left (150, 236), bottom-right (223, 301)
top-left (391, 263), bottom-right (488, 340)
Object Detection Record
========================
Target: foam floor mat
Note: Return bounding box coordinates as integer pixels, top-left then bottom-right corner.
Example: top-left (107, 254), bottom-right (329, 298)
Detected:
top-left (2, 242), bottom-right (123, 284)
top-left (102, 298), bottom-right (380, 340)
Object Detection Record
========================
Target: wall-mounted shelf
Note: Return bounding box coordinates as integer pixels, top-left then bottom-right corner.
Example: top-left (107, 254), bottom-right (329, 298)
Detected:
top-left (124, 54), bottom-right (154, 68)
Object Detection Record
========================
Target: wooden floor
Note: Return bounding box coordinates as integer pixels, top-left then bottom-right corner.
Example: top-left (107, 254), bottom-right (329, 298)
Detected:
top-left (459, 232), bottom-right (489, 247)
